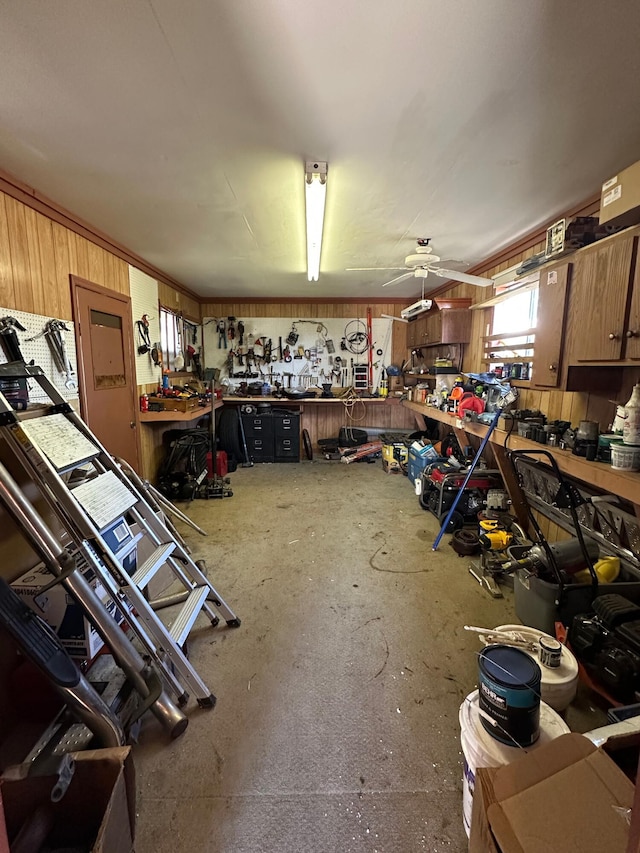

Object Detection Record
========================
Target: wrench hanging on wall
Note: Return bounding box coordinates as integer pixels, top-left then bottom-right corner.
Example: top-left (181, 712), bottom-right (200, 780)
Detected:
top-left (43, 320), bottom-right (77, 390)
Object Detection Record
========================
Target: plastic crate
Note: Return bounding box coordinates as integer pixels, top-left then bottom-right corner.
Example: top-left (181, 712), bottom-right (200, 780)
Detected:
top-left (408, 443), bottom-right (440, 485)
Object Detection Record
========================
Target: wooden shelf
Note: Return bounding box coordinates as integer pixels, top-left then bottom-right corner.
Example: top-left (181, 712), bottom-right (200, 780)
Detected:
top-left (402, 399), bottom-right (640, 509)
top-left (139, 403), bottom-right (219, 423)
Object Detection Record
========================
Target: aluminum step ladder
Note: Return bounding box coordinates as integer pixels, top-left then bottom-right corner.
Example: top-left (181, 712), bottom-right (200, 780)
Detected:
top-left (0, 361), bottom-right (240, 710)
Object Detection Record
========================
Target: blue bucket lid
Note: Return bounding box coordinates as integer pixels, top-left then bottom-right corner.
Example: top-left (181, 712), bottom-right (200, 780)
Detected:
top-left (480, 644), bottom-right (541, 688)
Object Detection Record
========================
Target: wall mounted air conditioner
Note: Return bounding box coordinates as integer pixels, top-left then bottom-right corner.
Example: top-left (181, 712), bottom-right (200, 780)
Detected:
top-left (400, 299), bottom-right (433, 320)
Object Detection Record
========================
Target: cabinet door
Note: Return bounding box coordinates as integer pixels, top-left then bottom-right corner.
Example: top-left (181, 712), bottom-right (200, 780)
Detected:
top-left (627, 251), bottom-right (640, 359)
top-left (406, 317), bottom-right (419, 348)
top-left (408, 315), bottom-right (428, 348)
top-left (569, 234), bottom-right (634, 361)
top-left (440, 309), bottom-right (471, 344)
top-left (534, 263), bottom-right (571, 387)
top-left (425, 312), bottom-right (442, 344)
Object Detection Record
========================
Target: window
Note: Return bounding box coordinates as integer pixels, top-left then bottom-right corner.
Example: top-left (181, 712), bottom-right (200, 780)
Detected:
top-left (159, 308), bottom-right (181, 371)
top-left (492, 287), bottom-right (538, 335)
top-left (483, 281), bottom-right (539, 377)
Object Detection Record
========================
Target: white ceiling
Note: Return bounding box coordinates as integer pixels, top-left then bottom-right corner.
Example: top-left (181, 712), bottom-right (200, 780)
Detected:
top-left (1, 0), bottom-right (640, 299)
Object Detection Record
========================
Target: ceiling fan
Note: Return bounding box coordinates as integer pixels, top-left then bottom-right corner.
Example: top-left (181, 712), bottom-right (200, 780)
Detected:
top-left (347, 239), bottom-right (493, 288)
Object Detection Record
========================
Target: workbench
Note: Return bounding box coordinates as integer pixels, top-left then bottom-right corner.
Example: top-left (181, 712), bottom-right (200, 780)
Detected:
top-left (139, 402), bottom-right (223, 481)
top-left (402, 400), bottom-right (640, 526)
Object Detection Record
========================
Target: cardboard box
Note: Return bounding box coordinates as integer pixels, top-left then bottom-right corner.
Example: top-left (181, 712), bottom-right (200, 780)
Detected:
top-left (469, 733), bottom-right (633, 853)
top-left (600, 160), bottom-right (640, 227)
top-left (11, 551), bottom-right (128, 662)
top-left (1, 747), bottom-right (135, 852)
top-left (382, 442), bottom-right (408, 472)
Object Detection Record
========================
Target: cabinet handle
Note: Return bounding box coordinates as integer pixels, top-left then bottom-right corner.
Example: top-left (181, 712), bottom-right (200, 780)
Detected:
top-left (626, 330), bottom-right (638, 338)
top-left (548, 364), bottom-right (557, 371)
top-left (608, 333), bottom-right (620, 340)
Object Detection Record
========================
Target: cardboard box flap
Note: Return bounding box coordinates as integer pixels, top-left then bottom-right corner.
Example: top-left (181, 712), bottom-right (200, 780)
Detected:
top-left (74, 747), bottom-right (136, 850)
top-left (492, 733), bottom-right (595, 801)
top-left (488, 745), bottom-right (633, 853)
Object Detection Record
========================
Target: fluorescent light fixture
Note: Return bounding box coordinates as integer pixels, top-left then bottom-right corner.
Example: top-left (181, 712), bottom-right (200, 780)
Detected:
top-left (305, 160), bottom-right (327, 281)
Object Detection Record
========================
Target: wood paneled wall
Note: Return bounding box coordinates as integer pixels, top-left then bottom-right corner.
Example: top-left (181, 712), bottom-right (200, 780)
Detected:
top-left (158, 281), bottom-right (201, 322)
top-left (0, 191), bottom-right (129, 318)
top-left (0, 188), bottom-right (199, 485)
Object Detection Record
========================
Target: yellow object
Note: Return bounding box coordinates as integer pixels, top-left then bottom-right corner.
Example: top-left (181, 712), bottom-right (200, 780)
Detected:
top-left (382, 443), bottom-right (408, 465)
top-left (479, 529), bottom-right (513, 550)
top-left (574, 556), bottom-right (620, 585)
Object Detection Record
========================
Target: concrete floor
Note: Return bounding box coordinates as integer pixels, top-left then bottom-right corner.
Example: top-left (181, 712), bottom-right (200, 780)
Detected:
top-left (133, 460), bottom-right (603, 852)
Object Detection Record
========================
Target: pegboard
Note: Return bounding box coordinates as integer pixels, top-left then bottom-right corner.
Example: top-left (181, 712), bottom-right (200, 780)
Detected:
top-left (202, 315), bottom-right (393, 392)
top-left (129, 266), bottom-right (161, 386)
top-left (0, 306), bottom-right (79, 403)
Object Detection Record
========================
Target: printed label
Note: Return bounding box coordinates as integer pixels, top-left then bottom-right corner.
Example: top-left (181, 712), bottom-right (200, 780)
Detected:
top-left (548, 270), bottom-right (558, 285)
top-left (603, 185), bottom-right (622, 207)
top-left (480, 680), bottom-right (507, 709)
top-left (602, 175), bottom-right (618, 192)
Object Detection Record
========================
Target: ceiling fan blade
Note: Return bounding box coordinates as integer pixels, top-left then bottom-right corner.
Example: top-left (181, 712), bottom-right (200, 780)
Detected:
top-left (381, 272), bottom-right (413, 288)
top-left (430, 268), bottom-right (493, 287)
top-left (346, 267), bottom-right (407, 271)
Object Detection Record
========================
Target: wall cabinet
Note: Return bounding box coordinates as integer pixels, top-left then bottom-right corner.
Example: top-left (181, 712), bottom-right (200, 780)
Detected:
top-left (566, 228), bottom-right (639, 362)
top-left (532, 262), bottom-right (572, 387)
top-left (406, 306), bottom-right (471, 349)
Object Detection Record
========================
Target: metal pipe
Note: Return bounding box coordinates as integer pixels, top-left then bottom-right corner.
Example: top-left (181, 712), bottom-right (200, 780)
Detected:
top-left (0, 459), bottom-right (188, 736)
top-left (58, 675), bottom-right (124, 747)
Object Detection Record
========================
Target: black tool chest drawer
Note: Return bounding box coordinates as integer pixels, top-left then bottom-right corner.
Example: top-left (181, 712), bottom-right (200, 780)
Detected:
top-left (241, 410), bottom-right (300, 463)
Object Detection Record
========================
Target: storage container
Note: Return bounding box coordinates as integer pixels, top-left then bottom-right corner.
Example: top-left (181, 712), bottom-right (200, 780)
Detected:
top-left (611, 442), bottom-right (640, 471)
top-left (407, 442), bottom-right (439, 487)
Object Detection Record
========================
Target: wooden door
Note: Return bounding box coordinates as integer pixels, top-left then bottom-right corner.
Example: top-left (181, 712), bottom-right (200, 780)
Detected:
top-left (568, 233), bottom-right (635, 361)
top-left (71, 276), bottom-right (141, 471)
top-left (534, 263), bottom-right (571, 387)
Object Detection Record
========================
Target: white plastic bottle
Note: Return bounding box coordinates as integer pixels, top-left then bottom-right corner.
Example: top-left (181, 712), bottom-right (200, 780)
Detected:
top-left (623, 383), bottom-right (640, 445)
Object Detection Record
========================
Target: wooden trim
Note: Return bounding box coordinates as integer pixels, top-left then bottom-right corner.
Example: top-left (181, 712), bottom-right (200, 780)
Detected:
top-left (0, 168), bottom-right (199, 302)
top-left (199, 296), bottom-right (409, 305)
top-left (483, 328), bottom-right (537, 341)
top-left (70, 274), bottom-right (130, 304)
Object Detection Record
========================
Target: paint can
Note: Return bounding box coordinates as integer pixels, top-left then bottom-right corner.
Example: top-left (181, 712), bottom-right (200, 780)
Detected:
top-left (488, 625), bottom-right (578, 712)
top-left (478, 644), bottom-right (541, 747)
top-left (459, 690), bottom-right (570, 836)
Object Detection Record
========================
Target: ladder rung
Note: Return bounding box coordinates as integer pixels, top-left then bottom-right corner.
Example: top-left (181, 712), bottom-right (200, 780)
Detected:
top-left (169, 586), bottom-right (209, 647)
top-left (130, 543), bottom-right (175, 589)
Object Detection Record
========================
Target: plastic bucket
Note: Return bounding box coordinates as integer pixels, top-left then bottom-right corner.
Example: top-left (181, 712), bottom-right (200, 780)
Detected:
top-left (611, 443), bottom-right (640, 471)
top-left (459, 690), bottom-right (570, 836)
top-left (478, 645), bottom-right (541, 747)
